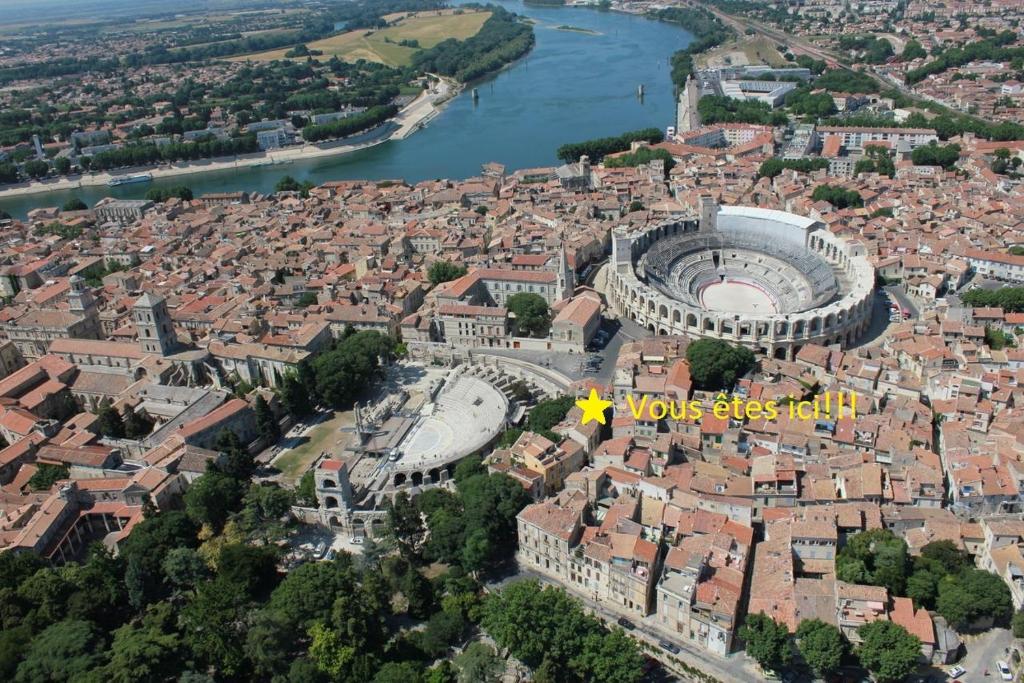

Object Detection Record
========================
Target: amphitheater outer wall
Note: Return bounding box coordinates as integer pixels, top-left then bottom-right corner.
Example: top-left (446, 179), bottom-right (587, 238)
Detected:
top-left (608, 207), bottom-right (875, 361)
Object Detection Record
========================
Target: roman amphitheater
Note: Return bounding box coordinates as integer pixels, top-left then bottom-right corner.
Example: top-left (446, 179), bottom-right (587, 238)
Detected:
top-left (608, 201), bottom-right (875, 360)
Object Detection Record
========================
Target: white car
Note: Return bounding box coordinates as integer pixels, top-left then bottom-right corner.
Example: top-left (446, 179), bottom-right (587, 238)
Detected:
top-left (948, 665), bottom-right (966, 679)
top-left (350, 537), bottom-right (365, 545)
top-left (997, 660), bottom-right (1012, 681)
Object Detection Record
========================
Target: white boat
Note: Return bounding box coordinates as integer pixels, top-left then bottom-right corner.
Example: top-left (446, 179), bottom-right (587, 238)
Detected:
top-left (107, 173), bottom-right (152, 187)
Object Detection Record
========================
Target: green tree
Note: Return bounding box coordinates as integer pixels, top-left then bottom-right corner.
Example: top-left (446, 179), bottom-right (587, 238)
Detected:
top-left (278, 370), bottom-right (313, 417)
top-left (527, 396), bottom-right (574, 435)
top-left (122, 406), bottom-right (153, 439)
top-left (920, 540), bottom-right (970, 572)
top-left (811, 184), bottom-right (864, 209)
top-left (215, 428), bottom-right (255, 479)
top-left (14, 619), bottom-right (107, 682)
top-left (244, 608), bottom-right (294, 680)
top-left (238, 483), bottom-right (293, 537)
top-left (911, 142), bottom-right (961, 169)
top-left (506, 292), bottom-right (551, 338)
top-left (101, 601), bottom-right (183, 683)
top-left (574, 628), bottom-right (645, 683)
top-left (385, 491), bottom-right (426, 560)
top-left (795, 618), bottom-right (846, 679)
top-left (296, 291), bottom-right (319, 307)
top-left (96, 401), bottom-right (126, 438)
top-left (119, 510), bottom-right (199, 608)
top-left (902, 39), bottom-right (927, 60)
top-left (183, 470), bottom-right (245, 531)
top-left (428, 261), bottom-right (468, 286)
top-left (54, 157), bottom-right (72, 175)
top-left (856, 621), bottom-right (921, 683)
top-left (936, 568), bottom-right (1013, 629)
top-left (27, 463), bottom-right (69, 491)
top-left (312, 331), bottom-right (394, 409)
top-left (419, 609), bottom-right (467, 657)
top-left (1013, 610), bottom-right (1024, 638)
top-left (180, 581), bottom-right (250, 678)
top-left (686, 338), bottom-right (756, 390)
top-left (23, 159), bottom-right (50, 179)
top-left (483, 579), bottom-right (642, 681)
top-left (254, 395), bottom-right (280, 442)
top-left (161, 547), bottom-right (209, 591)
top-left (296, 470), bottom-right (317, 506)
top-left (275, 175), bottom-right (315, 197)
top-left (0, 625), bottom-right (30, 681)
top-left (375, 662), bottom-right (424, 683)
top-left (453, 642), bottom-right (503, 683)
top-left (145, 186), bottom-right (193, 202)
top-left (906, 557), bottom-right (944, 609)
top-left (217, 543), bottom-right (280, 599)
top-left (836, 528), bottom-right (909, 596)
top-left (62, 197), bottom-right (87, 211)
top-left (308, 621), bottom-right (378, 681)
top-left (739, 612), bottom-right (792, 673)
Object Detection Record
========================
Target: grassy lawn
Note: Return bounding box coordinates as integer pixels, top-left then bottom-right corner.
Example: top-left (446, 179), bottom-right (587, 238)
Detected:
top-left (273, 410), bottom-right (354, 484)
top-left (231, 10), bottom-right (490, 66)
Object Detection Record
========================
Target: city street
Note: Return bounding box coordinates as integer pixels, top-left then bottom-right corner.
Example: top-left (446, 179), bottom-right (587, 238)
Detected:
top-left (956, 628), bottom-right (1016, 682)
top-left (886, 284), bottom-right (921, 320)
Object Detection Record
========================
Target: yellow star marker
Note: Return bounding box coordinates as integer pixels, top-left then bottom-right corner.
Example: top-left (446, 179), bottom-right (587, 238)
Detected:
top-left (576, 388), bottom-right (613, 426)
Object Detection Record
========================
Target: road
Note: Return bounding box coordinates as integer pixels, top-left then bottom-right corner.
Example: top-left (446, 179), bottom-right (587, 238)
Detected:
top-left (490, 566), bottom-right (764, 683)
top-left (957, 628), bottom-right (1015, 683)
top-left (885, 284), bottom-right (920, 320)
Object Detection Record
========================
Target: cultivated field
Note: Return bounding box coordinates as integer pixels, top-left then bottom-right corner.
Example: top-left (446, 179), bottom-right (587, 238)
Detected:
top-left (231, 10), bottom-right (491, 67)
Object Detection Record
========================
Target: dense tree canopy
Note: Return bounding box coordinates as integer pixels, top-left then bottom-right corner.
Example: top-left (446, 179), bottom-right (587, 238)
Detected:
top-left (836, 528), bottom-right (909, 596)
top-left (758, 157), bottom-right (829, 179)
top-left (855, 621), bottom-right (921, 683)
top-left (506, 292), bottom-right (550, 338)
top-left (910, 142), bottom-right (961, 169)
top-left (811, 184), bottom-right (864, 209)
top-left (412, 7), bottom-right (535, 83)
top-left (739, 613), bottom-right (792, 673)
top-left (428, 261), bottom-right (467, 286)
top-left (483, 579), bottom-right (644, 683)
top-left (962, 287), bottom-right (1024, 313)
top-left (686, 339), bottom-right (756, 390)
top-left (556, 128), bottom-right (664, 164)
top-left (936, 568), bottom-right (1013, 630)
top-left (311, 331), bottom-right (396, 409)
top-left (795, 618), bottom-right (846, 679)
top-left (698, 95), bottom-right (787, 126)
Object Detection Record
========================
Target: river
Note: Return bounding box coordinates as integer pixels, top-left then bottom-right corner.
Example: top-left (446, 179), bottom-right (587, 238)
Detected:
top-left (0, 1), bottom-right (692, 218)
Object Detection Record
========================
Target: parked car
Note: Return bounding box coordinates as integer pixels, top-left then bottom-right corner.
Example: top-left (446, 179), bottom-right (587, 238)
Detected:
top-left (948, 665), bottom-right (966, 679)
top-left (350, 537), bottom-right (364, 545)
top-left (657, 639), bottom-right (680, 655)
top-left (616, 617), bottom-right (635, 630)
top-left (314, 542), bottom-right (327, 558)
top-left (997, 660), bottom-right (1012, 681)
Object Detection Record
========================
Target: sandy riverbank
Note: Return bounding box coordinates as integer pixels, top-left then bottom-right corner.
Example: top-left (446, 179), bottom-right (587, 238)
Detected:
top-left (0, 79), bottom-right (460, 201)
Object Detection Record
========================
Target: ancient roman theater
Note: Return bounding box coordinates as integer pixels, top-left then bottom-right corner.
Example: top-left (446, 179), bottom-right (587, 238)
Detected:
top-left (609, 201), bottom-right (875, 360)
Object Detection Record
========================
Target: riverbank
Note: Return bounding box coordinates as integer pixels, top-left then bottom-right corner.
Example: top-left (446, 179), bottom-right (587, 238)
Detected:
top-left (0, 77), bottom-right (461, 201)
top-left (0, 0), bottom-right (690, 218)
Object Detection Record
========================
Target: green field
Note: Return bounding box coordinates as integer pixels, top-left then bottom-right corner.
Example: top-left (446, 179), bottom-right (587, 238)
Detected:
top-left (232, 10), bottom-right (491, 67)
top-left (272, 410), bottom-right (354, 484)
